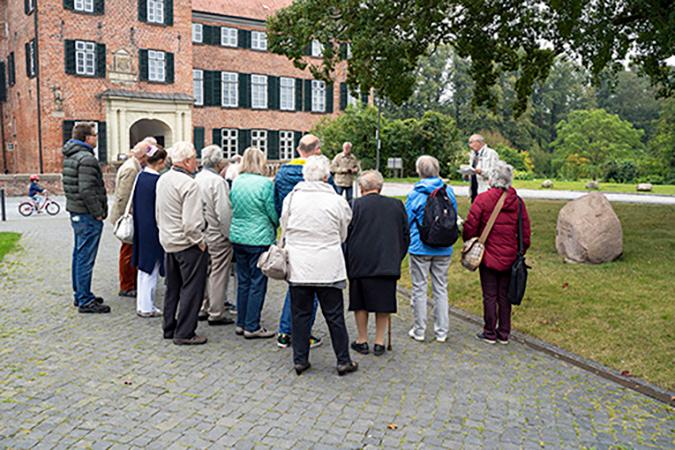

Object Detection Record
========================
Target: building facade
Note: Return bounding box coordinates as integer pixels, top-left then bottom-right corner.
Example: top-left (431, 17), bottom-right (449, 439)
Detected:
top-left (0, 0), bottom-right (362, 174)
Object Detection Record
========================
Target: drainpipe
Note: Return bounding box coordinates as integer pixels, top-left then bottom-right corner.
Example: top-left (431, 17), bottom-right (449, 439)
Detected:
top-left (33, 3), bottom-right (44, 173)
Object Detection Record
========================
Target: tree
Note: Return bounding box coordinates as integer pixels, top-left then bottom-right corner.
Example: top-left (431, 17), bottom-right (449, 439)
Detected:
top-left (649, 98), bottom-right (675, 183)
top-left (551, 109), bottom-right (645, 179)
top-left (267, 0), bottom-right (673, 116)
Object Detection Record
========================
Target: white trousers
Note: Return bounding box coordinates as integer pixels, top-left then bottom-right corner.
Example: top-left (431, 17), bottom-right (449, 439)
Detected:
top-left (137, 262), bottom-right (160, 313)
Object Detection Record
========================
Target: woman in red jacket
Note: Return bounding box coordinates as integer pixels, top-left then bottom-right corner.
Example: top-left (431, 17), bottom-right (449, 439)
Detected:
top-left (462, 161), bottom-right (531, 344)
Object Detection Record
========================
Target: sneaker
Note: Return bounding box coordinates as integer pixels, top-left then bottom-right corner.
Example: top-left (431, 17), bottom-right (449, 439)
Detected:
top-left (277, 333), bottom-right (291, 348)
top-left (408, 328), bottom-right (424, 342)
top-left (118, 290), bottom-right (137, 298)
top-left (235, 326), bottom-right (244, 336)
top-left (208, 316), bottom-right (235, 326)
top-left (244, 327), bottom-right (275, 339)
top-left (137, 310), bottom-right (161, 318)
top-left (224, 301), bottom-right (237, 314)
top-left (475, 332), bottom-right (496, 344)
top-left (73, 296), bottom-right (103, 307)
top-left (309, 335), bottom-right (323, 349)
top-left (78, 302), bottom-right (111, 314)
top-left (351, 341), bottom-right (369, 355)
top-left (498, 339), bottom-right (509, 345)
top-left (173, 335), bottom-right (208, 345)
top-left (436, 336), bottom-right (447, 343)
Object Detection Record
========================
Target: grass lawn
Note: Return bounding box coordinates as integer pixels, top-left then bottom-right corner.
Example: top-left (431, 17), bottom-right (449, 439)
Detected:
top-left (386, 178), bottom-right (675, 196)
top-left (398, 198), bottom-right (675, 390)
top-left (0, 232), bottom-right (20, 262)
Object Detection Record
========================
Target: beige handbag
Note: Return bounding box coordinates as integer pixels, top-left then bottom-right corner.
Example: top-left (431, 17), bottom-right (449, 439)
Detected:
top-left (461, 191), bottom-right (507, 271)
top-left (257, 193), bottom-right (293, 280)
top-left (113, 174), bottom-right (139, 245)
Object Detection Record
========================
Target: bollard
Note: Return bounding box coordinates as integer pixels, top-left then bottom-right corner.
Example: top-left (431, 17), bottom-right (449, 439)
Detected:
top-left (0, 188), bottom-right (5, 221)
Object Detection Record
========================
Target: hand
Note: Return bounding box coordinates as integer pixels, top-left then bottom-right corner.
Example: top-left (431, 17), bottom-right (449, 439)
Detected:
top-left (475, 168), bottom-right (482, 175)
top-left (198, 242), bottom-right (207, 252)
top-left (95, 216), bottom-right (103, 221)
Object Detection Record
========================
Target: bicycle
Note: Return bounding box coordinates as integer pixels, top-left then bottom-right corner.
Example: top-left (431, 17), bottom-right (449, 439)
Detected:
top-left (18, 191), bottom-right (61, 217)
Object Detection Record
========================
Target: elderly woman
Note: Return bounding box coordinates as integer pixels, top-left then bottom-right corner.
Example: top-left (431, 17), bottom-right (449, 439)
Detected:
top-left (463, 161), bottom-right (531, 344)
top-left (230, 147), bottom-right (279, 339)
top-left (405, 155), bottom-right (458, 343)
top-left (132, 144), bottom-right (167, 317)
top-left (284, 155), bottom-right (357, 376)
top-left (196, 145), bottom-right (234, 326)
top-left (345, 170), bottom-right (409, 356)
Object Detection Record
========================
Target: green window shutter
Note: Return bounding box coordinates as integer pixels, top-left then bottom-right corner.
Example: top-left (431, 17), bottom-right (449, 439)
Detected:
top-left (211, 127), bottom-right (220, 146)
top-left (238, 30), bottom-right (250, 49)
top-left (97, 121), bottom-right (107, 163)
top-left (268, 130), bottom-right (279, 160)
top-left (239, 73), bottom-right (250, 108)
top-left (339, 43), bottom-right (348, 60)
top-left (62, 120), bottom-right (75, 144)
top-left (64, 40), bottom-right (76, 75)
top-left (64, 0), bottom-right (75, 11)
top-left (212, 71), bottom-right (222, 106)
top-left (164, 0), bottom-right (173, 26)
top-left (94, 0), bottom-right (104, 14)
top-left (165, 52), bottom-right (174, 83)
top-left (138, 0), bottom-right (147, 22)
top-left (303, 44), bottom-right (311, 56)
top-left (339, 83), bottom-right (347, 110)
top-left (293, 131), bottom-right (302, 157)
top-left (25, 42), bottom-right (31, 77)
top-left (238, 129), bottom-right (251, 154)
top-left (294, 78), bottom-right (303, 111)
top-left (326, 82), bottom-right (334, 113)
top-left (96, 44), bottom-right (106, 78)
top-left (203, 25), bottom-right (214, 45)
top-left (193, 127), bottom-right (205, 156)
top-left (361, 91), bottom-right (369, 106)
top-left (0, 62), bottom-right (6, 102)
top-left (139, 49), bottom-right (148, 81)
top-left (303, 79), bottom-right (312, 112)
top-left (8, 53), bottom-right (15, 86)
top-left (203, 70), bottom-right (213, 106)
top-left (268, 76), bottom-right (279, 110)
top-left (24, 0), bottom-right (30, 14)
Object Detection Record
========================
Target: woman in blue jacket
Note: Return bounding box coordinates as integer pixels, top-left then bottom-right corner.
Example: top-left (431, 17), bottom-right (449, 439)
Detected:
top-left (405, 155), bottom-right (458, 343)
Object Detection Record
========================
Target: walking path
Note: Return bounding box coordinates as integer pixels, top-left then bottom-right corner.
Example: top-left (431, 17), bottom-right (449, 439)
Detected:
top-left (0, 215), bottom-right (673, 449)
top-left (382, 183), bottom-right (675, 205)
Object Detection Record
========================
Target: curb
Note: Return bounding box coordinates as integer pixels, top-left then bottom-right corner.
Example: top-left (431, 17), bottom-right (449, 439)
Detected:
top-left (396, 286), bottom-right (675, 407)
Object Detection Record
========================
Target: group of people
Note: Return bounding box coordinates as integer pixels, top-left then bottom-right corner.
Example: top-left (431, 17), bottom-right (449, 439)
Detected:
top-left (62, 122), bottom-right (531, 376)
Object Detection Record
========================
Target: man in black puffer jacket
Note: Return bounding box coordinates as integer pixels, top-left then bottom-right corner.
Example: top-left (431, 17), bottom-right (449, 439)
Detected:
top-left (62, 122), bottom-right (110, 313)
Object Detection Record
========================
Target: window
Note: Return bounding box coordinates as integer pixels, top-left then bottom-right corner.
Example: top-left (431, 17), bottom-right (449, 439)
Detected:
top-left (221, 72), bottom-right (238, 107)
top-left (251, 74), bottom-right (268, 109)
top-left (26, 40), bottom-right (36, 78)
top-left (311, 40), bottom-right (323, 57)
top-left (280, 77), bottom-right (295, 111)
top-left (279, 131), bottom-right (295, 160)
top-left (346, 43), bottom-right (352, 59)
top-left (74, 41), bottom-right (96, 76)
top-left (148, 50), bottom-right (165, 82)
top-left (193, 70), bottom-right (203, 106)
top-left (192, 24), bottom-right (203, 43)
top-left (347, 87), bottom-right (360, 108)
top-left (251, 130), bottom-right (267, 154)
top-left (251, 31), bottom-right (267, 51)
top-left (74, 0), bottom-right (94, 12)
top-left (147, 0), bottom-right (164, 24)
top-left (221, 27), bottom-right (238, 47)
top-left (26, 0), bottom-right (36, 14)
top-left (221, 129), bottom-right (238, 158)
top-left (311, 80), bottom-right (326, 112)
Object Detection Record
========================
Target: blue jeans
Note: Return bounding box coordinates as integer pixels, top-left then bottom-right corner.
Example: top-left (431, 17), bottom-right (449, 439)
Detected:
top-left (335, 185), bottom-right (353, 202)
top-left (70, 213), bottom-right (103, 306)
top-left (278, 289), bottom-right (318, 335)
top-left (233, 243), bottom-right (270, 332)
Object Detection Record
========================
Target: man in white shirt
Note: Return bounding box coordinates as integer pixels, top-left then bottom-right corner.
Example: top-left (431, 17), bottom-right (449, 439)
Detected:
top-left (468, 134), bottom-right (500, 202)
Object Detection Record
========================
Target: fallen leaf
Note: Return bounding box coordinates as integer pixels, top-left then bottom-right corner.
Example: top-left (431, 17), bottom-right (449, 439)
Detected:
top-left (387, 423), bottom-right (398, 430)
top-left (562, 282), bottom-right (569, 289)
top-left (620, 370), bottom-right (632, 377)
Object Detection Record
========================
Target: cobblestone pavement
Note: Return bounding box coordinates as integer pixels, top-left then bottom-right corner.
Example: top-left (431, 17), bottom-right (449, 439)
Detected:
top-left (0, 215), bottom-right (673, 450)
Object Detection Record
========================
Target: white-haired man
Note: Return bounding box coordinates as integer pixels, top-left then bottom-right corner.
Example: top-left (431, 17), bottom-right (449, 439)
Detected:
top-left (330, 141), bottom-right (360, 202)
top-left (156, 142), bottom-right (208, 345)
top-left (110, 137), bottom-right (156, 298)
top-left (468, 134), bottom-right (499, 203)
top-left (195, 145), bottom-right (235, 326)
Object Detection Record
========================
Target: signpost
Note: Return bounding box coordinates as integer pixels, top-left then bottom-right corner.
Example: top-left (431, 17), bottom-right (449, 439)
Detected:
top-left (387, 157), bottom-right (403, 178)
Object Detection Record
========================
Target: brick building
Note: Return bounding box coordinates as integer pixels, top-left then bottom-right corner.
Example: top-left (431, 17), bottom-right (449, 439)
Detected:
top-left (0, 0), bottom-right (361, 175)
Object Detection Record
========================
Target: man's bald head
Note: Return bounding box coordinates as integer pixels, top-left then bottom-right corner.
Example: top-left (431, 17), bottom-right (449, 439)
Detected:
top-left (297, 134), bottom-right (321, 157)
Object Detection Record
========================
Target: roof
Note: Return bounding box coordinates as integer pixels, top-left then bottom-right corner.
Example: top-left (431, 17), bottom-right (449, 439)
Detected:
top-left (192, 0), bottom-right (293, 21)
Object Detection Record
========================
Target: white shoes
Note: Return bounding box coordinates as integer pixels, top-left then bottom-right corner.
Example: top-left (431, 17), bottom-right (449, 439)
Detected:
top-left (435, 336), bottom-right (447, 343)
top-left (408, 328), bottom-right (425, 342)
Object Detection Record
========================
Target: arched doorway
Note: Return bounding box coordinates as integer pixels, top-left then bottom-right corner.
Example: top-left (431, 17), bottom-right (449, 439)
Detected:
top-left (129, 119), bottom-right (173, 149)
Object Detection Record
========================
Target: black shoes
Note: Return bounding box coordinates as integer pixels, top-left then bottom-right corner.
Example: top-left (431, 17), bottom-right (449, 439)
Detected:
top-left (373, 344), bottom-right (386, 356)
top-left (78, 301), bottom-right (111, 314)
top-left (337, 361), bottom-right (359, 376)
top-left (173, 335), bottom-right (208, 345)
top-left (118, 290), bottom-right (137, 298)
top-left (197, 313), bottom-right (208, 322)
top-left (208, 316), bottom-right (235, 326)
top-left (294, 362), bottom-right (311, 375)
top-left (476, 332), bottom-right (497, 344)
top-left (73, 296), bottom-right (103, 307)
top-left (351, 341), bottom-right (369, 355)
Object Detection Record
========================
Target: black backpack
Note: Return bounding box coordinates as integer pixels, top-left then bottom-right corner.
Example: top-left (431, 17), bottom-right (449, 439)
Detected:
top-left (417, 186), bottom-right (459, 247)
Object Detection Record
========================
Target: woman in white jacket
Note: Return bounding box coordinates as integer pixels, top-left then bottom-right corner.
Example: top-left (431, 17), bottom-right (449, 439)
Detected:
top-left (282, 155), bottom-right (358, 376)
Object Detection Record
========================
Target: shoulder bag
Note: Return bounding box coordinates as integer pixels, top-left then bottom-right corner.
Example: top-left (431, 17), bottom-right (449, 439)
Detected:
top-left (113, 174), bottom-right (139, 244)
top-left (257, 192), bottom-right (293, 280)
top-left (461, 191), bottom-right (507, 271)
top-left (508, 198), bottom-right (530, 305)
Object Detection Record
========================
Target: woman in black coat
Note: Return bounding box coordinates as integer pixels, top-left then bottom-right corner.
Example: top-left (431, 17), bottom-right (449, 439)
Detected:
top-left (345, 170), bottom-right (409, 356)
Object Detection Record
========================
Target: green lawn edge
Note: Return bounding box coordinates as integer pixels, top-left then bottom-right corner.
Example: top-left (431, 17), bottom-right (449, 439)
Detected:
top-left (0, 232), bottom-right (20, 262)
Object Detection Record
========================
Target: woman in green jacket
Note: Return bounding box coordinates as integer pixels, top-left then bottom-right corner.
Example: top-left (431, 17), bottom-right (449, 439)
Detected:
top-left (230, 147), bottom-right (279, 339)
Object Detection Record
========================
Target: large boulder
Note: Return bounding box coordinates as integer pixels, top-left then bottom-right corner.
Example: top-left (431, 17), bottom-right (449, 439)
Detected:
top-left (556, 192), bottom-right (623, 264)
top-left (636, 183), bottom-right (653, 192)
top-left (541, 179), bottom-right (554, 189)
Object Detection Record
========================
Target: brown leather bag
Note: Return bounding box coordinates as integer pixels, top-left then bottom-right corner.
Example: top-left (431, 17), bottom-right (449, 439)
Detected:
top-left (461, 191), bottom-right (507, 271)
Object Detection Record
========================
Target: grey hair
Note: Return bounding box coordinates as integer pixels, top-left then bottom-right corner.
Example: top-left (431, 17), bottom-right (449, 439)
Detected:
top-left (201, 145), bottom-right (224, 168)
top-left (469, 134), bottom-right (485, 144)
top-left (489, 161), bottom-right (513, 189)
top-left (416, 155), bottom-right (440, 178)
top-left (358, 170), bottom-right (384, 192)
top-left (169, 141), bottom-right (196, 163)
top-left (302, 155), bottom-right (331, 182)
top-left (130, 136), bottom-right (157, 158)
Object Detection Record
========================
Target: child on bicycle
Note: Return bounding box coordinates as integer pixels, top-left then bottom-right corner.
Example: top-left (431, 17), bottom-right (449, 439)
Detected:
top-left (28, 175), bottom-right (45, 207)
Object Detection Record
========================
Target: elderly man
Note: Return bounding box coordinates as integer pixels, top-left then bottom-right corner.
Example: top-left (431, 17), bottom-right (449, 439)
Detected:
top-left (195, 145), bottom-right (235, 326)
top-left (330, 142), bottom-right (360, 201)
top-left (110, 137), bottom-right (155, 298)
top-left (273, 134), bottom-right (325, 349)
top-left (156, 142), bottom-right (208, 345)
top-left (468, 134), bottom-right (499, 203)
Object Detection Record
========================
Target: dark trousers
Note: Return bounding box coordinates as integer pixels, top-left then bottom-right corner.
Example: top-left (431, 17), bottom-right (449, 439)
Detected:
top-left (290, 286), bottom-right (351, 366)
top-left (164, 246), bottom-right (208, 340)
top-left (335, 185), bottom-right (353, 202)
top-left (232, 243), bottom-right (269, 332)
top-left (479, 265), bottom-right (512, 341)
top-left (119, 242), bottom-right (137, 291)
top-left (70, 213), bottom-right (103, 306)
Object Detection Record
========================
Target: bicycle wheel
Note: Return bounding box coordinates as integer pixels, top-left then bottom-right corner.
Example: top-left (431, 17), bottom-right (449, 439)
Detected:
top-left (45, 201), bottom-right (61, 216)
top-left (18, 202), bottom-right (35, 217)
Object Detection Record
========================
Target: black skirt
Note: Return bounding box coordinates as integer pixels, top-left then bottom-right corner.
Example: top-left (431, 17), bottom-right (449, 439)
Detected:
top-left (348, 277), bottom-right (398, 313)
